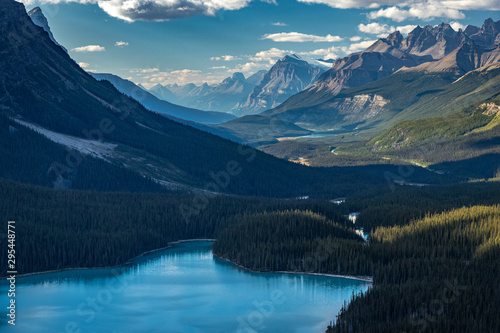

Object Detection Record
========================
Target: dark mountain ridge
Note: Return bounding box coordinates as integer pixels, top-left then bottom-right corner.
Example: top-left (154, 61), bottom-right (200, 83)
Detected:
top-left (0, 0), bottom-right (386, 197)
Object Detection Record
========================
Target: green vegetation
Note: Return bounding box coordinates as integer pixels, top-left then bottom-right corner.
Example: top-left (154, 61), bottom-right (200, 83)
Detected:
top-left (207, 184), bottom-right (500, 332)
top-left (370, 95), bottom-right (500, 151)
top-left (1, 6), bottom-right (393, 199)
top-left (343, 182), bottom-right (500, 232)
top-left (0, 178), bottom-right (348, 276)
top-left (215, 114), bottom-right (312, 146)
top-left (260, 95), bottom-right (500, 181)
top-left (213, 210), bottom-right (372, 276)
top-left (329, 205), bottom-right (500, 333)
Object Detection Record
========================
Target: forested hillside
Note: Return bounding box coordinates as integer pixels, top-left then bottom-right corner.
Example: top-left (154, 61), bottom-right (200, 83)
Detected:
top-left (213, 211), bottom-right (372, 276)
top-left (0, 178), bottom-right (347, 276)
top-left (0, 0), bottom-right (390, 199)
top-left (330, 205), bottom-right (500, 332)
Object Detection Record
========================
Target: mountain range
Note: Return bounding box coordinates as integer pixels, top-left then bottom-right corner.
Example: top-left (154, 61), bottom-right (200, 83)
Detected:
top-left (0, 0), bottom-right (383, 197)
top-left (91, 73), bottom-right (236, 124)
top-left (149, 56), bottom-right (326, 116)
top-left (232, 54), bottom-right (325, 115)
top-left (220, 19), bottom-right (500, 146)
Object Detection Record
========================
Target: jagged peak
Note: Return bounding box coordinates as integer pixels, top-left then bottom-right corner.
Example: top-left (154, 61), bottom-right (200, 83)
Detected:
top-left (231, 72), bottom-right (245, 81)
top-left (481, 17), bottom-right (500, 31)
top-left (435, 22), bottom-right (452, 30)
top-left (483, 18), bottom-right (495, 26)
top-left (464, 25), bottom-right (480, 35)
top-left (151, 83), bottom-right (165, 90)
top-left (281, 54), bottom-right (304, 62)
top-left (27, 6), bottom-right (42, 15)
top-left (385, 31), bottom-right (403, 47)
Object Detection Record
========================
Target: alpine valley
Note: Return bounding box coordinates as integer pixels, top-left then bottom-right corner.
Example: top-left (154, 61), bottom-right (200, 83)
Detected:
top-left (1, 1), bottom-right (499, 333)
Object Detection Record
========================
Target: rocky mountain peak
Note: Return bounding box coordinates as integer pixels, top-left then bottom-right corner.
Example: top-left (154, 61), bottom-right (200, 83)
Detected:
top-left (400, 22), bottom-right (468, 59)
top-left (27, 5), bottom-right (67, 52)
top-left (232, 54), bottom-right (325, 115)
top-left (386, 31), bottom-right (403, 48)
top-left (464, 25), bottom-right (480, 36)
top-left (281, 54), bottom-right (306, 64)
top-left (468, 18), bottom-right (500, 48)
top-left (231, 72), bottom-right (246, 82)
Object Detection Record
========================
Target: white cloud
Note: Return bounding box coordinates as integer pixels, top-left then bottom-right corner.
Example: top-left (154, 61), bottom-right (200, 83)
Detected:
top-left (440, 0), bottom-right (500, 10)
top-left (130, 68), bottom-right (159, 73)
top-left (299, 46), bottom-right (339, 60)
top-left (71, 45), bottom-right (106, 52)
top-left (19, 0), bottom-right (500, 23)
top-left (396, 24), bottom-right (418, 34)
top-left (341, 40), bottom-right (377, 53)
top-left (358, 23), bottom-right (418, 37)
top-left (211, 66), bottom-right (228, 69)
top-left (272, 22), bottom-right (288, 26)
top-left (358, 22), bottom-right (395, 35)
top-left (367, 3), bottom-right (465, 22)
top-left (210, 55), bottom-right (242, 61)
top-left (78, 62), bottom-right (90, 69)
top-left (19, 0), bottom-right (283, 22)
top-left (145, 69), bottom-right (203, 84)
top-left (263, 32), bottom-right (344, 42)
top-left (296, 0), bottom-right (390, 9)
top-left (115, 41), bottom-right (129, 47)
top-left (229, 62), bottom-right (269, 73)
top-left (139, 68), bottom-right (240, 85)
top-left (97, 0), bottom-right (254, 22)
top-left (249, 48), bottom-right (294, 62)
top-left (449, 21), bottom-right (466, 31)
top-left (297, 0), bottom-right (500, 11)
top-left (350, 36), bottom-right (363, 41)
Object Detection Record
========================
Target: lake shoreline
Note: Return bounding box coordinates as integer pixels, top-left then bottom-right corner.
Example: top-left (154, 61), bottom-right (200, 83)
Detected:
top-left (3, 238), bottom-right (217, 279)
top-left (4, 239), bottom-right (372, 283)
top-left (214, 254), bottom-right (373, 283)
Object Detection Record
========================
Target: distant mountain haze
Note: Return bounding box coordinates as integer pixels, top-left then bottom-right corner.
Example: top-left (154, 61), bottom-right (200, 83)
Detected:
top-left (232, 55), bottom-right (326, 116)
top-left (91, 73), bottom-right (235, 124)
top-left (149, 56), bottom-right (326, 116)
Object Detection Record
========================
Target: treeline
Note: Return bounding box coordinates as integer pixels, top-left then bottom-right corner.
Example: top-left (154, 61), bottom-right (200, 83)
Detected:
top-left (329, 205), bottom-right (500, 333)
top-left (340, 182), bottom-right (500, 231)
top-left (0, 114), bottom-right (168, 193)
top-left (0, 111), bottom-right (390, 199)
top-left (0, 178), bottom-right (347, 276)
top-left (213, 210), bottom-right (373, 276)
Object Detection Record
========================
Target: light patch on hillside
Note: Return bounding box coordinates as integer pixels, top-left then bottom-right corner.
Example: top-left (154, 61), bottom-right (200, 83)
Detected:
top-left (324, 94), bottom-right (390, 121)
top-left (479, 102), bottom-right (500, 116)
top-left (13, 119), bottom-right (117, 160)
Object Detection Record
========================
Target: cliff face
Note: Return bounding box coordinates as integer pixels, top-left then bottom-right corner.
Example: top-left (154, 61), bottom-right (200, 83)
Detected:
top-left (28, 6), bottom-right (67, 52)
top-left (233, 55), bottom-right (325, 115)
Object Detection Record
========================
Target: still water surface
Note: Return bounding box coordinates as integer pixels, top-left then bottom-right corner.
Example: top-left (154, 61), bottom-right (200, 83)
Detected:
top-left (1, 241), bottom-right (370, 333)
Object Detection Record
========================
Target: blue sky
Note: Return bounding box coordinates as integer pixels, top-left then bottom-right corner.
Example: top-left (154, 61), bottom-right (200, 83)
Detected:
top-left (22, 0), bottom-right (499, 87)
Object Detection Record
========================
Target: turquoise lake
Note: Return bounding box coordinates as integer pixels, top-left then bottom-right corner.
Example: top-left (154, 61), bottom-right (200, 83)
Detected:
top-left (0, 241), bottom-right (370, 333)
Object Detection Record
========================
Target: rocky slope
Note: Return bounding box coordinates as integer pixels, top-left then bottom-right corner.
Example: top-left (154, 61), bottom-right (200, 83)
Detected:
top-left (187, 72), bottom-right (255, 112)
top-left (232, 55), bottom-right (325, 115)
top-left (1, 0), bottom-right (360, 197)
top-left (258, 19), bottom-right (500, 134)
top-left (27, 6), bottom-right (67, 53)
